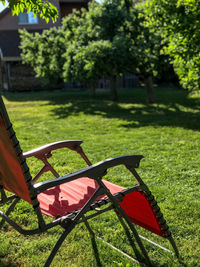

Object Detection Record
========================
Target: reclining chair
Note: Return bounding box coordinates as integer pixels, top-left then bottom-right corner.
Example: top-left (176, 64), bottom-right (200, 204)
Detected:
top-left (0, 95), bottom-right (179, 266)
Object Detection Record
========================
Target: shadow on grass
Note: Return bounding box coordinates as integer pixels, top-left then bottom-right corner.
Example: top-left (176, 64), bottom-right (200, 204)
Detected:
top-left (3, 87), bottom-right (200, 131)
top-left (0, 260), bottom-right (20, 267)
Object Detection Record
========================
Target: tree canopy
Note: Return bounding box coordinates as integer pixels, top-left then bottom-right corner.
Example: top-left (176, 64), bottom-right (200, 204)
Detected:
top-left (143, 0), bottom-right (200, 91)
top-left (0, 0), bottom-right (58, 22)
top-left (20, 0), bottom-right (171, 102)
top-left (61, 0), bottom-right (139, 100)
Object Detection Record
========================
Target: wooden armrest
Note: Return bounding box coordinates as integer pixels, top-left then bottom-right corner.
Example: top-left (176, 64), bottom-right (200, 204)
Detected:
top-left (23, 140), bottom-right (83, 159)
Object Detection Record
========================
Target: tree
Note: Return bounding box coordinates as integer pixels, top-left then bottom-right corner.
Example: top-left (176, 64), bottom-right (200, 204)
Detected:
top-left (126, 6), bottom-right (163, 103)
top-left (20, 9), bottom-right (85, 87)
top-left (143, 0), bottom-right (200, 92)
top-left (67, 0), bottom-right (173, 102)
top-left (20, 0), bottom-right (170, 102)
top-left (63, 37), bottom-right (134, 100)
top-left (20, 27), bottom-right (65, 83)
top-left (20, 1), bottom-right (136, 101)
top-left (62, 0), bottom-right (160, 102)
top-left (0, 0), bottom-right (58, 22)
top-left (64, 0), bottom-right (136, 101)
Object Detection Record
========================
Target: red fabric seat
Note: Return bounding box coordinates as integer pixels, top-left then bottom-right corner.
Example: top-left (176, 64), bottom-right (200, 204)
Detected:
top-left (38, 177), bottom-right (123, 217)
top-left (38, 177), bottom-right (164, 236)
top-left (120, 191), bottom-right (164, 236)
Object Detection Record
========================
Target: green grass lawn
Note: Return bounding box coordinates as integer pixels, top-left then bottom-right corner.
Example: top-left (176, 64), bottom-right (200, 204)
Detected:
top-left (0, 87), bottom-right (199, 266)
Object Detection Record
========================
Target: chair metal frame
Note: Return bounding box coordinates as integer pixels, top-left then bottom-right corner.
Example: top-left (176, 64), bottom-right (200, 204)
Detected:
top-left (0, 96), bottom-right (179, 266)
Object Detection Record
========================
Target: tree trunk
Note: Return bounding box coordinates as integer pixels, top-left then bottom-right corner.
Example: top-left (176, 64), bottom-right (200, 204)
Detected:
top-left (89, 81), bottom-right (96, 97)
top-left (144, 75), bottom-right (156, 104)
top-left (110, 76), bottom-right (118, 101)
top-left (124, 0), bottom-right (130, 13)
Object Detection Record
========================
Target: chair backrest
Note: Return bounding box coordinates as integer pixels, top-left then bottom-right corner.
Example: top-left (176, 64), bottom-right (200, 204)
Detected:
top-left (0, 96), bottom-right (32, 203)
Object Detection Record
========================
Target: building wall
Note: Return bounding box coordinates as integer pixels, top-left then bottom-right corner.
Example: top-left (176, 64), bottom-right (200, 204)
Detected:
top-left (60, 3), bottom-right (88, 18)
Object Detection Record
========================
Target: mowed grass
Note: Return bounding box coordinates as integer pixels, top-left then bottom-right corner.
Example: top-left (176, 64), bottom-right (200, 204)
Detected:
top-left (0, 87), bottom-right (199, 267)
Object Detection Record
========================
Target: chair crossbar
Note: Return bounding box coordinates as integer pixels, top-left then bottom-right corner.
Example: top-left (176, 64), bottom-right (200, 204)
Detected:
top-left (139, 234), bottom-right (173, 254)
top-left (97, 236), bottom-right (144, 266)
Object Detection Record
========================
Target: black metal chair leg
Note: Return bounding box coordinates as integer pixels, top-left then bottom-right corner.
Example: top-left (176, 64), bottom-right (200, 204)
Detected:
top-left (83, 216), bottom-right (102, 267)
top-left (44, 222), bottom-right (75, 267)
top-left (168, 235), bottom-right (180, 259)
top-left (83, 215), bottom-right (95, 238)
top-left (90, 236), bottom-right (103, 267)
top-left (114, 210), bottom-right (144, 263)
top-left (44, 230), bottom-right (69, 267)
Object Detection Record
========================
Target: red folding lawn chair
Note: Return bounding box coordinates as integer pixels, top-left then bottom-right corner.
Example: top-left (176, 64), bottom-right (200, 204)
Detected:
top-left (0, 95), bottom-right (179, 266)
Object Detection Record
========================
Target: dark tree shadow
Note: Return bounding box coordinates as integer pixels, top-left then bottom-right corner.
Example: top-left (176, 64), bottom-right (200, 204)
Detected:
top-left (0, 260), bottom-right (20, 267)
top-left (3, 87), bottom-right (200, 131)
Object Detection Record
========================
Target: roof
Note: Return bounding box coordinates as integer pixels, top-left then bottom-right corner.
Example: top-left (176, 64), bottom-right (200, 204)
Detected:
top-left (0, 7), bottom-right (9, 19)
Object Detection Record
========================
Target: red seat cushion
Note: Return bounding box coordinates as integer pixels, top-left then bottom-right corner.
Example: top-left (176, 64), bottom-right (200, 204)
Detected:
top-left (38, 177), bottom-right (165, 236)
top-left (38, 177), bottom-right (123, 217)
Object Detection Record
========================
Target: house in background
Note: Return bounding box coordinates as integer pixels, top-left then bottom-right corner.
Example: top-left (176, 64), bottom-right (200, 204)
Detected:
top-left (0, 0), bottom-right (90, 91)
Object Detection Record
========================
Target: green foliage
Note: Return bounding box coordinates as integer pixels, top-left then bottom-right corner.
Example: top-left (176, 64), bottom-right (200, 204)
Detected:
top-left (62, 0), bottom-right (137, 84)
top-left (20, 9), bottom-right (85, 84)
top-left (20, 1), bottom-right (145, 79)
top-left (128, 7), bottom-right (168, 79)
top-left (20, 27), bottom-right (65, 83)
top-left (20, 0), bottom-right (173, 101)
top-left (20, 1), bottom-right (137, 88)
top-left (0, 0), bottom-right (58, 22)
top-left (143, 0), bottom-right (200, 91)
top-left (64, 40), bottom-right (113, 83)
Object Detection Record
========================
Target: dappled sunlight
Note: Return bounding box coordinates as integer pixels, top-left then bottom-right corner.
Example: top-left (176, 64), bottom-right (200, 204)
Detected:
top-left (48, 96), bottom-right (200, 131)
top-left (3, 88), bottom-right (200, 131)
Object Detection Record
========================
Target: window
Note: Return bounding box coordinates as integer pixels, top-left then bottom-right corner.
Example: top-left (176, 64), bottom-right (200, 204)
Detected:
top-left (18, 12), bottom-right (38, 25)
